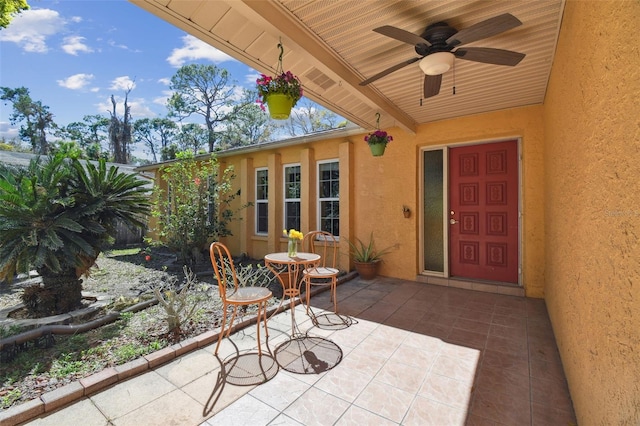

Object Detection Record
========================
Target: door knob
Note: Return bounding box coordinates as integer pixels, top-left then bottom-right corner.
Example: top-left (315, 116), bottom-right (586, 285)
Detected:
top-left (450, 219), bottom-right (458, 225)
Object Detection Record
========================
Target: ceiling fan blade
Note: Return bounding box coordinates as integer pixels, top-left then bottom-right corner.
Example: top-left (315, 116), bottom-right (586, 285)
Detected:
top-left (454, 47), bottom-right (525, 66)
top-left (446, 13), bottom-right (522, 47)
top-left (424, 74), bottom-right (442, 98)
top-left (373, 25), bottom-right (431, 47)
top-left (360, 57), bottom-right (421, 86)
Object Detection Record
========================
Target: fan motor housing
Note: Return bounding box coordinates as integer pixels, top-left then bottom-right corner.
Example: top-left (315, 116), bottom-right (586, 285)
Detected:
top-left (420, 21), bottom-right (457, 52)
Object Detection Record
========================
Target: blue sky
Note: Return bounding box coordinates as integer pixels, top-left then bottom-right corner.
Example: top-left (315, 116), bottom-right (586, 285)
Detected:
top-left (0, 0), bottom-right (267, 157)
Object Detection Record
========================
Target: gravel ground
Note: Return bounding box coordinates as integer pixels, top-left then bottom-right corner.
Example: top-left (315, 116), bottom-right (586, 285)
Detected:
top-left (0, 247), bottom-right (280, 411)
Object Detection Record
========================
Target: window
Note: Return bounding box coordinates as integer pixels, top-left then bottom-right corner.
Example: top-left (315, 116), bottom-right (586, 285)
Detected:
top-left (256, 168), bottom-right (268, 234)
top-left (318, 160), bottom-right (339, 236)
top-left (284, 164), bottom-right (301, 231)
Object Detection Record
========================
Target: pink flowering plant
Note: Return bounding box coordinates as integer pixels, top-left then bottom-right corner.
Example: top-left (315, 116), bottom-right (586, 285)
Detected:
top-left (364, 129), bottom-right (393, 146)
top-left (256, 71), bottom-right (303, 111)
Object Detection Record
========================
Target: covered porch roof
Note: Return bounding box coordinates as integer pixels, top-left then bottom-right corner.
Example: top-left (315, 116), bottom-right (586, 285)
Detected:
top-left (130, 0), bottom-right (564, 135)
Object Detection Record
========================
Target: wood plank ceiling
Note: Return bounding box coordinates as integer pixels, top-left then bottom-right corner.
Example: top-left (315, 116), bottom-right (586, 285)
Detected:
top-left (130, 0), bottom-right (565, 135)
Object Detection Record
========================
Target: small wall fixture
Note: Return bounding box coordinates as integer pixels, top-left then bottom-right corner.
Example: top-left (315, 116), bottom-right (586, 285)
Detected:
top-left (402, 206), bottom-right (411, 218)
top-left (418, 52), bottom-right (454, 75)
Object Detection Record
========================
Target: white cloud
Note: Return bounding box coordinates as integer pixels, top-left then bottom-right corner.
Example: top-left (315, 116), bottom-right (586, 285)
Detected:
top-left (109, 76), bottom-right (136, 91)
top-left (167, 35), bottom-right (235, 67)
top-left (107, 39), bottom-right (139, 52)
top-left (153, 91), bottom-right (172, 106)
top-left (57, 73), bottom-right (95, 90)
top-left (0, 122), bottom-right (19, 140)
top-left (158, 77), bottom-right (171, 86)
top-left (70, 16), bottom-right (82, 23)
top-left (62, 35), bottom-right (93, 55)
top-left (0, 9), bottom-right (65, 53)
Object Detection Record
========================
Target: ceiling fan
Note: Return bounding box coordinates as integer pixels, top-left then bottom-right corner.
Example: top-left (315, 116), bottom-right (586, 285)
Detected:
top-left (359, 13), bottom-right (526, 98)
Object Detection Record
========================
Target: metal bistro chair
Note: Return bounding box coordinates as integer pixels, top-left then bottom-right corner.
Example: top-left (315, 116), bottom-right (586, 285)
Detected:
top-left (209, 242), bottom-right (272, 356)
top-left (302, 231), bottom-right (340, 314)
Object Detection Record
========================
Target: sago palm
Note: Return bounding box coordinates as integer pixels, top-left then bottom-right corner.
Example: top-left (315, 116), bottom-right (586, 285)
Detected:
top-left (0, 154), bottom-right (150, 314)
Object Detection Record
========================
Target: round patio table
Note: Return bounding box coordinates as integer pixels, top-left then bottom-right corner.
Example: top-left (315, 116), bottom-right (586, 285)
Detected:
top-left (264, 252), bottom-right (320, 336)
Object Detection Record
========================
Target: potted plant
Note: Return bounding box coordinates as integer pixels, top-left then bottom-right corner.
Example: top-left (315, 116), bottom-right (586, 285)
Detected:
top-left (365, 129), bottom-right (393, 156)
top-left (347, 233), bottom-right (393, 280)
top-left (256, 43), bottom-right (303, 120)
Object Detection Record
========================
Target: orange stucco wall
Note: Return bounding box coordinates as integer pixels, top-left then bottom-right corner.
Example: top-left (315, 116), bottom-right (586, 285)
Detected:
top-left (352, 106), bottom-right (545, 297)
top-left (543, 0), bottom-right (640, 423)
top-left (210, 105), bottom-right (546, 297)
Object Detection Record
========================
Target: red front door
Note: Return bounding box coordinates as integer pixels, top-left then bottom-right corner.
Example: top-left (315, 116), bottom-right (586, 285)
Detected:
top-left (449, 141), bottom-right (519, 283)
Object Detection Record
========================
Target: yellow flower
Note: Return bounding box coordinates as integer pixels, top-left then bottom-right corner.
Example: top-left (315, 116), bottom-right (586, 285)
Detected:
top-left (285, 229), bottom-right (304, 240)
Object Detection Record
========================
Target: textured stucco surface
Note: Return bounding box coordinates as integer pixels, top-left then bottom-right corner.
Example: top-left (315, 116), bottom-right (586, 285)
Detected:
top-left (543, 0), bottom-right (640, 423)
top-left (148, 106), bottom-right (547, 296)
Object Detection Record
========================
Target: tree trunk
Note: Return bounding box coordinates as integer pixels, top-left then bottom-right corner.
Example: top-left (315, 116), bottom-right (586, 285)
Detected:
top-left (36, 268), bottom-right (84, 315)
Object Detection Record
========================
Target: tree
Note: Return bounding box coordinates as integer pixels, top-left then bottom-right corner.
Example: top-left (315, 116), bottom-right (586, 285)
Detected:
top-left (168, 64), bottom-right (252, 152)
top-left (0, 0), bottom-right (29, 29)
top-left (108, 91), bottom-right (133, 163)
top-left (58, 115), bottom-right (110, 160)
top-left (133, 117), bottom-right (177, 163)
top-left (0, 86), bottom-right (55, 154)
top-left (50, 140), bottom-right (84, 159)
top-left (281, 98), bottom-right (346, 137)
top-left (151, 152), bottom-right (246, 264)
top-left (177, 123), bottom-right (208, 155)
top-left (218, 90), bottom-right (275, 149)
top-left (0, 154), bottom-right (151, 315)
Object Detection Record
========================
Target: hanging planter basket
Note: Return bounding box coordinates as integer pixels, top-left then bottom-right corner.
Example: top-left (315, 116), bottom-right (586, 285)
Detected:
top-left (266, 93), bottom-right (294, 120)
top-left (369, 143), bottom-right (387, 157)
top-left (365, 112), bottom-right (392, 157)
top-left (256, 40), bottom-right (302, 120)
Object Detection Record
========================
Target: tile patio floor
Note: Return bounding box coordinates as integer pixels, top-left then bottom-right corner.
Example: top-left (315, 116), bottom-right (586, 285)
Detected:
top-left (22, 277), bottom-right (576, 425)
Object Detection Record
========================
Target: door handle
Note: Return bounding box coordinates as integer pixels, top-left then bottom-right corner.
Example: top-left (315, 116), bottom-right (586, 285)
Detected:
top-left (450, 219), bottom-right (458, 225)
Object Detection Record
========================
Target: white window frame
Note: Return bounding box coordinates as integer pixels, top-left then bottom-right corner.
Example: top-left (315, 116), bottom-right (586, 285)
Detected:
top-left (255, 168), bottom-right (268, 235)
top-left (317, 159), bottom-right (339, 236)
top-left (283, 163), bottom-right (301, 232)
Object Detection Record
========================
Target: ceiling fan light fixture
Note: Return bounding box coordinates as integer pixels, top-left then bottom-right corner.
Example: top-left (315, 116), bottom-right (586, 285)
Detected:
top-left (419, 52), bottom-right (454, 75)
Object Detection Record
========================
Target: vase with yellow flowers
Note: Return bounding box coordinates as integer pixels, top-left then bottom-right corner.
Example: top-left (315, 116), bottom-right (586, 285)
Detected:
top-left (283, 229), bottom-right (304, 257)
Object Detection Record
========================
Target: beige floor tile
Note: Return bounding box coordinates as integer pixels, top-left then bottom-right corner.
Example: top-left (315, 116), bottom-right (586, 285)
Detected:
top-left (249, 372), bottom-right (311, 411)
top-left (27, 398), bottom-right (108, 426)
top-left (112, 389), bottom-right (205, 426)
top-left (339, 346), bottom-right (387, 378)
top-left (335, 405), bottom-right (399, 425)
top-left (202, 394), bottom-right (279, 426)
top-left (264, 413), bottom-right (305, 425)
top-left (402, 332), bottom-right (444, 353)
top-left (179, 369), bottom-right (257, 415)
top-left (372, 324), bottom-right (412, 347)
top-left (156, 349), bottom-right (219, 388)
top-left (90, 371), bottom-right (176, 419)
top-left (282, 387), bottom-right (350, 426)
top-left (419, 372), bottom-right (474, 409)
top-left (353, 380), bottom-right (413, 423)
top-left (327, 323), bottom-right (374, 349)
top-left (431, 353), bottom-right (481, 385)
top-left (439, 341), bottom-right (483, 361)
top-left (402, 395), bottom-right (467, 426)
top-left (314, 364), bottom-right (372, 403)
top-left (355, 332), bottom-right (402, 359)
top-left (388, 343), bottom-right (438, 371)
top-left (374, 361), bottom-right (429, 394)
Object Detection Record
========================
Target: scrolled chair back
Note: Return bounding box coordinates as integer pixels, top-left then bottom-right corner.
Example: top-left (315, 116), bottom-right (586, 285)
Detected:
top-left (209, 241), bottom-right (239, 300)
